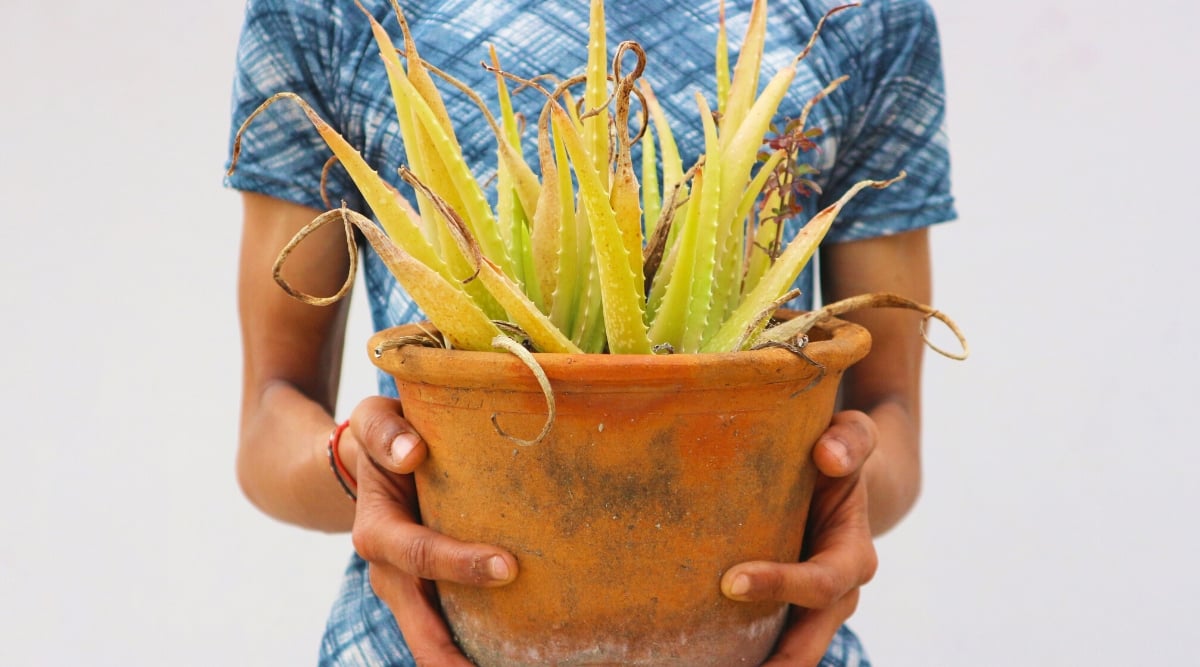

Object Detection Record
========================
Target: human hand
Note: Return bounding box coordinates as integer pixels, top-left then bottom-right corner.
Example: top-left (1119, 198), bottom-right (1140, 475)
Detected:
top-left (720, 410), bottom-right (880, 666)
top-left (348, 396), bottom-right (519, 666)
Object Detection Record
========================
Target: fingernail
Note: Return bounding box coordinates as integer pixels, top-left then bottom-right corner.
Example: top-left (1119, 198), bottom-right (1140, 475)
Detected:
top-left (728, 574), bottom-right (751, 598)
top-left (390, 432), bottom-right (419, 463)
top-left (824, 438), bottom-right (850, 470)
top-left (487, 555), bottom-right (511, 581)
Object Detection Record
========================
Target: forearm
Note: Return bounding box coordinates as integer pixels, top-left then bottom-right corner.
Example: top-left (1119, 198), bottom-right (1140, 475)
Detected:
top-left (236, 192), bottom-right (360, 532)
top-left (820, 229), bottom-right (931, 536)
top-left (859, 397), bottom-right (921, 536)
top-left (238, 380), bottom-right (358, 533)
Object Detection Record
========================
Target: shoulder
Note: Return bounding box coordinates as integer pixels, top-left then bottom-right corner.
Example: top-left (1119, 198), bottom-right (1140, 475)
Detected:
top-left (779, 0), bottom-right (943, 83)
top-left (857, 0), bottom-right (944, 74)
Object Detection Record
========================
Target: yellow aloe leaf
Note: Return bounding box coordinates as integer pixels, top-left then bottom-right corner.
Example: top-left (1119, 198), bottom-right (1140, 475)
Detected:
top-left (719, 0), bottom-right (768, 141)
top-left (477, 255), bottom-right (580, 353)
top-left (610, 44), bottom-right (646, 290)
top-left (647, 168), bottom-right (703, 349)
top-left (381, 0), bottom-right (454, 135)
top-left (611, 160), bottom-right (644, 289)
top-left (547, 114), bottom-right (588, 341)
top-left (641, 126), bottom-right (661, 239)
top-left (644, 220), bottom-right (680, 323)
top-left (377, 55), bottom-right (515, 279)
top-left (496, 153), bottom-right (519, 281)
top-left (584, 0), bottom-right (611, 179)
top-left (552, 102), bottom-right (651, 354)
top-left (741, 186), bottom-right (784, 298)
top-left (704, 174), bottom-right (905, 352)
top-left (472, 47), bottom-right (542, 221)
top-left (358, 6), bottom-right (503, 316)
top-left (402, 167), bottom-right (580, 354)
top-left (486, 47), bottom-right (541, 261)
top-left (530, 105), bottom-right (565, 315)
top-left (403, 108), bottom-right (506, 319)
top-left (231, 93), bottom-right (447, 279)
top-left (715, 0), bottom-right (731, 114)
top-left (489, 45), bottom-right (524, 150)
top-left (723, 149), bottom-right (787, 306)
top-left (609, 41), bottom-right (648, 287)
top-left (574, 228), bottom-right (609, 354)
top-left (679, 94), bottom-right (724, 353)
top-left (554, 99), bottom-right (607, 351)
top-left (706, 62), bottom-right (801, 333)
top-left (341, 207), bottom-right (500, 351)
top-left (359, 3), bottom-right (456, 161)
top-left (408, 50), bottom-right (542, 223)
top-left (735, 149), bottom-right (787, 227)
top-left (639, 80), bottom-right (684, 202)
top-left (718, 60), bottom-right (798, 230)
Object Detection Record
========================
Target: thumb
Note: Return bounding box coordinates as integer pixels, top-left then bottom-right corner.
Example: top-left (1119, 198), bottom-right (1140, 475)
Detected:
top-left (350, 396), bottom-right (428, 474)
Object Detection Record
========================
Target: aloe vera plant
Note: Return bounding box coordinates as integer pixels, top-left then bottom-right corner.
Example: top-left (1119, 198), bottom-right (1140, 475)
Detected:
top-left (231, 0), bottom-right (963, 358)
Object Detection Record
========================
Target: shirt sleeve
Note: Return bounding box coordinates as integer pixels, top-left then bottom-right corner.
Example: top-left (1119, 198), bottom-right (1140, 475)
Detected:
top-left (222, 0), bottom-right (360, 212)
top-left (821, 0), bottom-right (957, 243)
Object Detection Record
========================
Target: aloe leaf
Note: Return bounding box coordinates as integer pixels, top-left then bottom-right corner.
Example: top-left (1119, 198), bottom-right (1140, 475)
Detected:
top-left (704, 174), bottom-right (904, 352)
top-left (545, 111), bottom-right (582, 331)
top-left (647, 168), bottom-right (703, 349)
top-left (719, 0), bottom-right (768, 140)
top-left (495, 159), bottom-right (520, 283)
top-left (341, 207), bottom-right (500, 351)
top-left (553, 103), bottom-right (651, 354)
top-left (574, 231), bottom-right (609, 354)
top-left (726, 149), bottom-right (786, 303)
top-left (715, 0), bottom-right (731, 115)
top-left (514, 209), bottom-right (540, 308)
top-left (401, 167), bottom-right (580, 354)
top-left (612, 157), bottom-right (645, 301)
top-left (735, 150), bottom-right (787, 227)
top-left (378, 55), bottom-right (515, 280)
top-left (679, 94), bottom-right (723, 353)
top-left (639, 80), bottom-right (684, 205)
top-left (641, 126), bottom-right (661, 239)
top-left (374, 0), bottom-right (455, 136)
top-left (706, 227), bottom-right (743, 342)
top-left (362, 11), bottom-right (470, 279)
top-left (359, 8), bottom-right (512, 311)
top-left (742, 186), bottom-right (784, 298)
top-left (644, 222), bottom-right (680, 323)
top-left (718, 62), bottom-right (797, 229)
top-left (476, 254), bottom-right (580, 353)
top-left (584, 0), bottom-right (611, 179)
top-left (559, 90), bottom-right (604, 347)
top-left (232, 93), bottom-right (448, 279)
top-left (489, 45), bottom-right (524, 151)
top-left (529, 104), bottom-right (562, 313)
top-left (488, 47), bottom-right (536, 291)
top-left (402, 111), bottom-right (505, 319)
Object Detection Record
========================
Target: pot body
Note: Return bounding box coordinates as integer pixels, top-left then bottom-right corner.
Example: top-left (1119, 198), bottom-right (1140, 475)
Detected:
top-left (369, 317), bottom-right (870, 666)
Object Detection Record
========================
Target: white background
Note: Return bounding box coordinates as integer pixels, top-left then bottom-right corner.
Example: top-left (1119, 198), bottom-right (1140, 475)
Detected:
top-left (1, 0), bottom-right (1196, 665)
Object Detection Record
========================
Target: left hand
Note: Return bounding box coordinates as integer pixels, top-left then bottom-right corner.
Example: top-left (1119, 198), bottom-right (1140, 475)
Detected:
top-left (720, 410), bottom-right (880, 666)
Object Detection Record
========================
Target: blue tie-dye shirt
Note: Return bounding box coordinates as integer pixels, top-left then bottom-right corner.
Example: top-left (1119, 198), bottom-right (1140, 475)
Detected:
top-left (225, 1), bottom-right (954, 664)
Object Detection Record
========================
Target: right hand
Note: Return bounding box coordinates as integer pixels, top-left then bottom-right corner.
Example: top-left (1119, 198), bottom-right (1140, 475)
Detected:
top-left (348, 396), bottom-right (519, 665)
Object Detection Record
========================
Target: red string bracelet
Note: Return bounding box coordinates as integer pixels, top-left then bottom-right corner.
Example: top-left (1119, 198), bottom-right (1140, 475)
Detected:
top-left (327, 420), bottom-right (357, 501)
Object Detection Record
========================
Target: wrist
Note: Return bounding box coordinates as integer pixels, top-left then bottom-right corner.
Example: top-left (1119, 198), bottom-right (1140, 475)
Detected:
top-left (328, 420), bottom-right (358, 501)
top-left (340, 427), bottom-right (363, 482)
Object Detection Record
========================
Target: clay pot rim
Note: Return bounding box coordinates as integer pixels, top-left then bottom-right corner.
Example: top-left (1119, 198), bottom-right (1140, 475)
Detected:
top-left (369, 313), bottom-right (870, 392)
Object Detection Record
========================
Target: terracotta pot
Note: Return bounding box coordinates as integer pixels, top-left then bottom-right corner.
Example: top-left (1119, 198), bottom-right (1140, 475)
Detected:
top-left (368, 314), bottom-right (870, 666)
